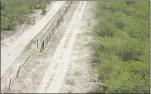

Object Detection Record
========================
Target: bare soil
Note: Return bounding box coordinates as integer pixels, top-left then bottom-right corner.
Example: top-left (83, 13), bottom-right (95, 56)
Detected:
top-left (60, 1), bottom-right (97, 93)
top-left (1, 2), bottom-right (79, 93)
top-left (1, 1), bottom-right (54, 50)
top-left (1, 1), bottom-right (98, 93)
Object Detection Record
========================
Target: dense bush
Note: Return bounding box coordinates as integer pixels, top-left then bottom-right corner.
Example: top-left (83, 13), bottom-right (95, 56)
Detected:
top-left (93, 1), bottom-right (150, 93)
top-left (1, 1), bottom-right (49, 31)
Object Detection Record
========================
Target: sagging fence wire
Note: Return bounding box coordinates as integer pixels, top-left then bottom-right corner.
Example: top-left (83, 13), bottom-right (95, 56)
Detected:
top-left (2, 1), bottom-right (73, 93)
top-left (2, 48), bottom-right (35, 93)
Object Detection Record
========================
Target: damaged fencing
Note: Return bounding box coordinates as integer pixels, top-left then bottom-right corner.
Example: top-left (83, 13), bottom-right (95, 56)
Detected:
top-left (1, 1), bottom-right (73, 93)
top-left (36, 1), bottom-right (73, 52)
top-left (2, 49), bottom-right (34, 93)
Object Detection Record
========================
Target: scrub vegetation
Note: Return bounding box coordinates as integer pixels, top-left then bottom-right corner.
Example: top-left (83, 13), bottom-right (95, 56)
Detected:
top-left (93, 1), bottom-right (150, 93)
top-left (1, 0), bottom-right (49, 31)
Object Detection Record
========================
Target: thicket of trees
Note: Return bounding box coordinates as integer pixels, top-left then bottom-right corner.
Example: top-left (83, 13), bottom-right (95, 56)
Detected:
top-left (1, 1), bottom-right (49, 31)
top-left (93, 1), bottom-right (150, 93)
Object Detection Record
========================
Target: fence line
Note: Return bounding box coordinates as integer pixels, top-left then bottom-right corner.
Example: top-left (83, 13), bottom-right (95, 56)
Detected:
top-left (37, 1), bottom-right (73, 52)
top-left (3, 47), bottom-right (36, 93)
top-left (2, 1), bottom-right (73, 93)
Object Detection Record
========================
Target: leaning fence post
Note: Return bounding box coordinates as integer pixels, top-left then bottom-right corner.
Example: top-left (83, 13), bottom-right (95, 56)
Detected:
top-left (22, 56), bottom-right (30, 67)
top-left (16, 66), bottom-right (21, 78)
top-left (8, 78), bottom-right (12, 91)
top-left (58, 9), bottom-right (60, 26)
top-left (37, 39), bottom-right (38, 48)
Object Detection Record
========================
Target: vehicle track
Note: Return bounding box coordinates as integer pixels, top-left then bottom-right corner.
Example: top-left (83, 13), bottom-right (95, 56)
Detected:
top-left (37, 1), bottom-right (87, 93)
top-left (1, 1), bottom-right (79, 93)
top-left (1, 1), bottom-right (66, 77)
top-left (1, 1), bottom-right (90, 93)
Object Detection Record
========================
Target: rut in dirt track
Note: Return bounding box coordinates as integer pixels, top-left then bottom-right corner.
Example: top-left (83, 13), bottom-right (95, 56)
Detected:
top-left (1, 1), bottom-right (96, 93)
top-left (1, 1), bottom-right (65, 77)
top-left (38, 1), bottom-right (87, 93)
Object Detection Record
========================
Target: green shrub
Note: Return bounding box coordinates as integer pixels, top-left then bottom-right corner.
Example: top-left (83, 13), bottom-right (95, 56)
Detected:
top-left (93, 1), bottom-right (150, 93)
top-left (1, 1), bottom-right (48, 31)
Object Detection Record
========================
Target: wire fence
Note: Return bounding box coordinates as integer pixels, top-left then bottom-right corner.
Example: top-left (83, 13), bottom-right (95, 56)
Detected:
top-left (2, 48), bottom-right (35, 93)
top-left (2, 1), bottom-right (73, 93)
top-left (37, 1), bottom-right (73, 52)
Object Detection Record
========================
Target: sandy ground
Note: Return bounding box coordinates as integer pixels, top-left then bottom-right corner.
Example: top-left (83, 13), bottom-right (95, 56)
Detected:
top-left (1, 1), bottom-right (79, 93)
top-left (1, 1), bottom-right (98, 93)
top-left (40, 1), bottom-right (88, 93)
top-left (1, 1), bottom-right (54, 49)
top-left (60, 1), bottom-right (97, 93)
top-left (1, 1), bottom-right (65, 77)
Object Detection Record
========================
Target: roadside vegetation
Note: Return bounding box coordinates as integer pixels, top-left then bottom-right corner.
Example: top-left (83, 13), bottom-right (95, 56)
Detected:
top-left (93, 1), bottom-right (150, 93)
top-left (1, 1), bottom-right (49, 31)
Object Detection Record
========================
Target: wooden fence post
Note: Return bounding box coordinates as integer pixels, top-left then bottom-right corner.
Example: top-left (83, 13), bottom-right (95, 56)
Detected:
top-left (37, 39), bottom-right (38, 48)
top-left (8, 78), bottom-right (12, 91)
top-left (16, 66), bottom-right (21, 78)
top-left (22, 56), bottom-right (30, 67)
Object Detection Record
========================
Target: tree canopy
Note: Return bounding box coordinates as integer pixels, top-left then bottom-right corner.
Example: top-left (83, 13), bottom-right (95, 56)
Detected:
top-left (93, 1), bottom-right (150, 93)
top-left (1, 1), bottom-right (49, 31)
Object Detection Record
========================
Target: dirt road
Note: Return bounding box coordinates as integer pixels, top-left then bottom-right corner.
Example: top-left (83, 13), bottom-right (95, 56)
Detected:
top-left (60, 1), bottom-right (97, 93)
top-left (1, 1), bottom-right (97, 93)
top-left (37, 1), bottom-right (87, 93)
top-left (1, 1), bottom-right (65, 77)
